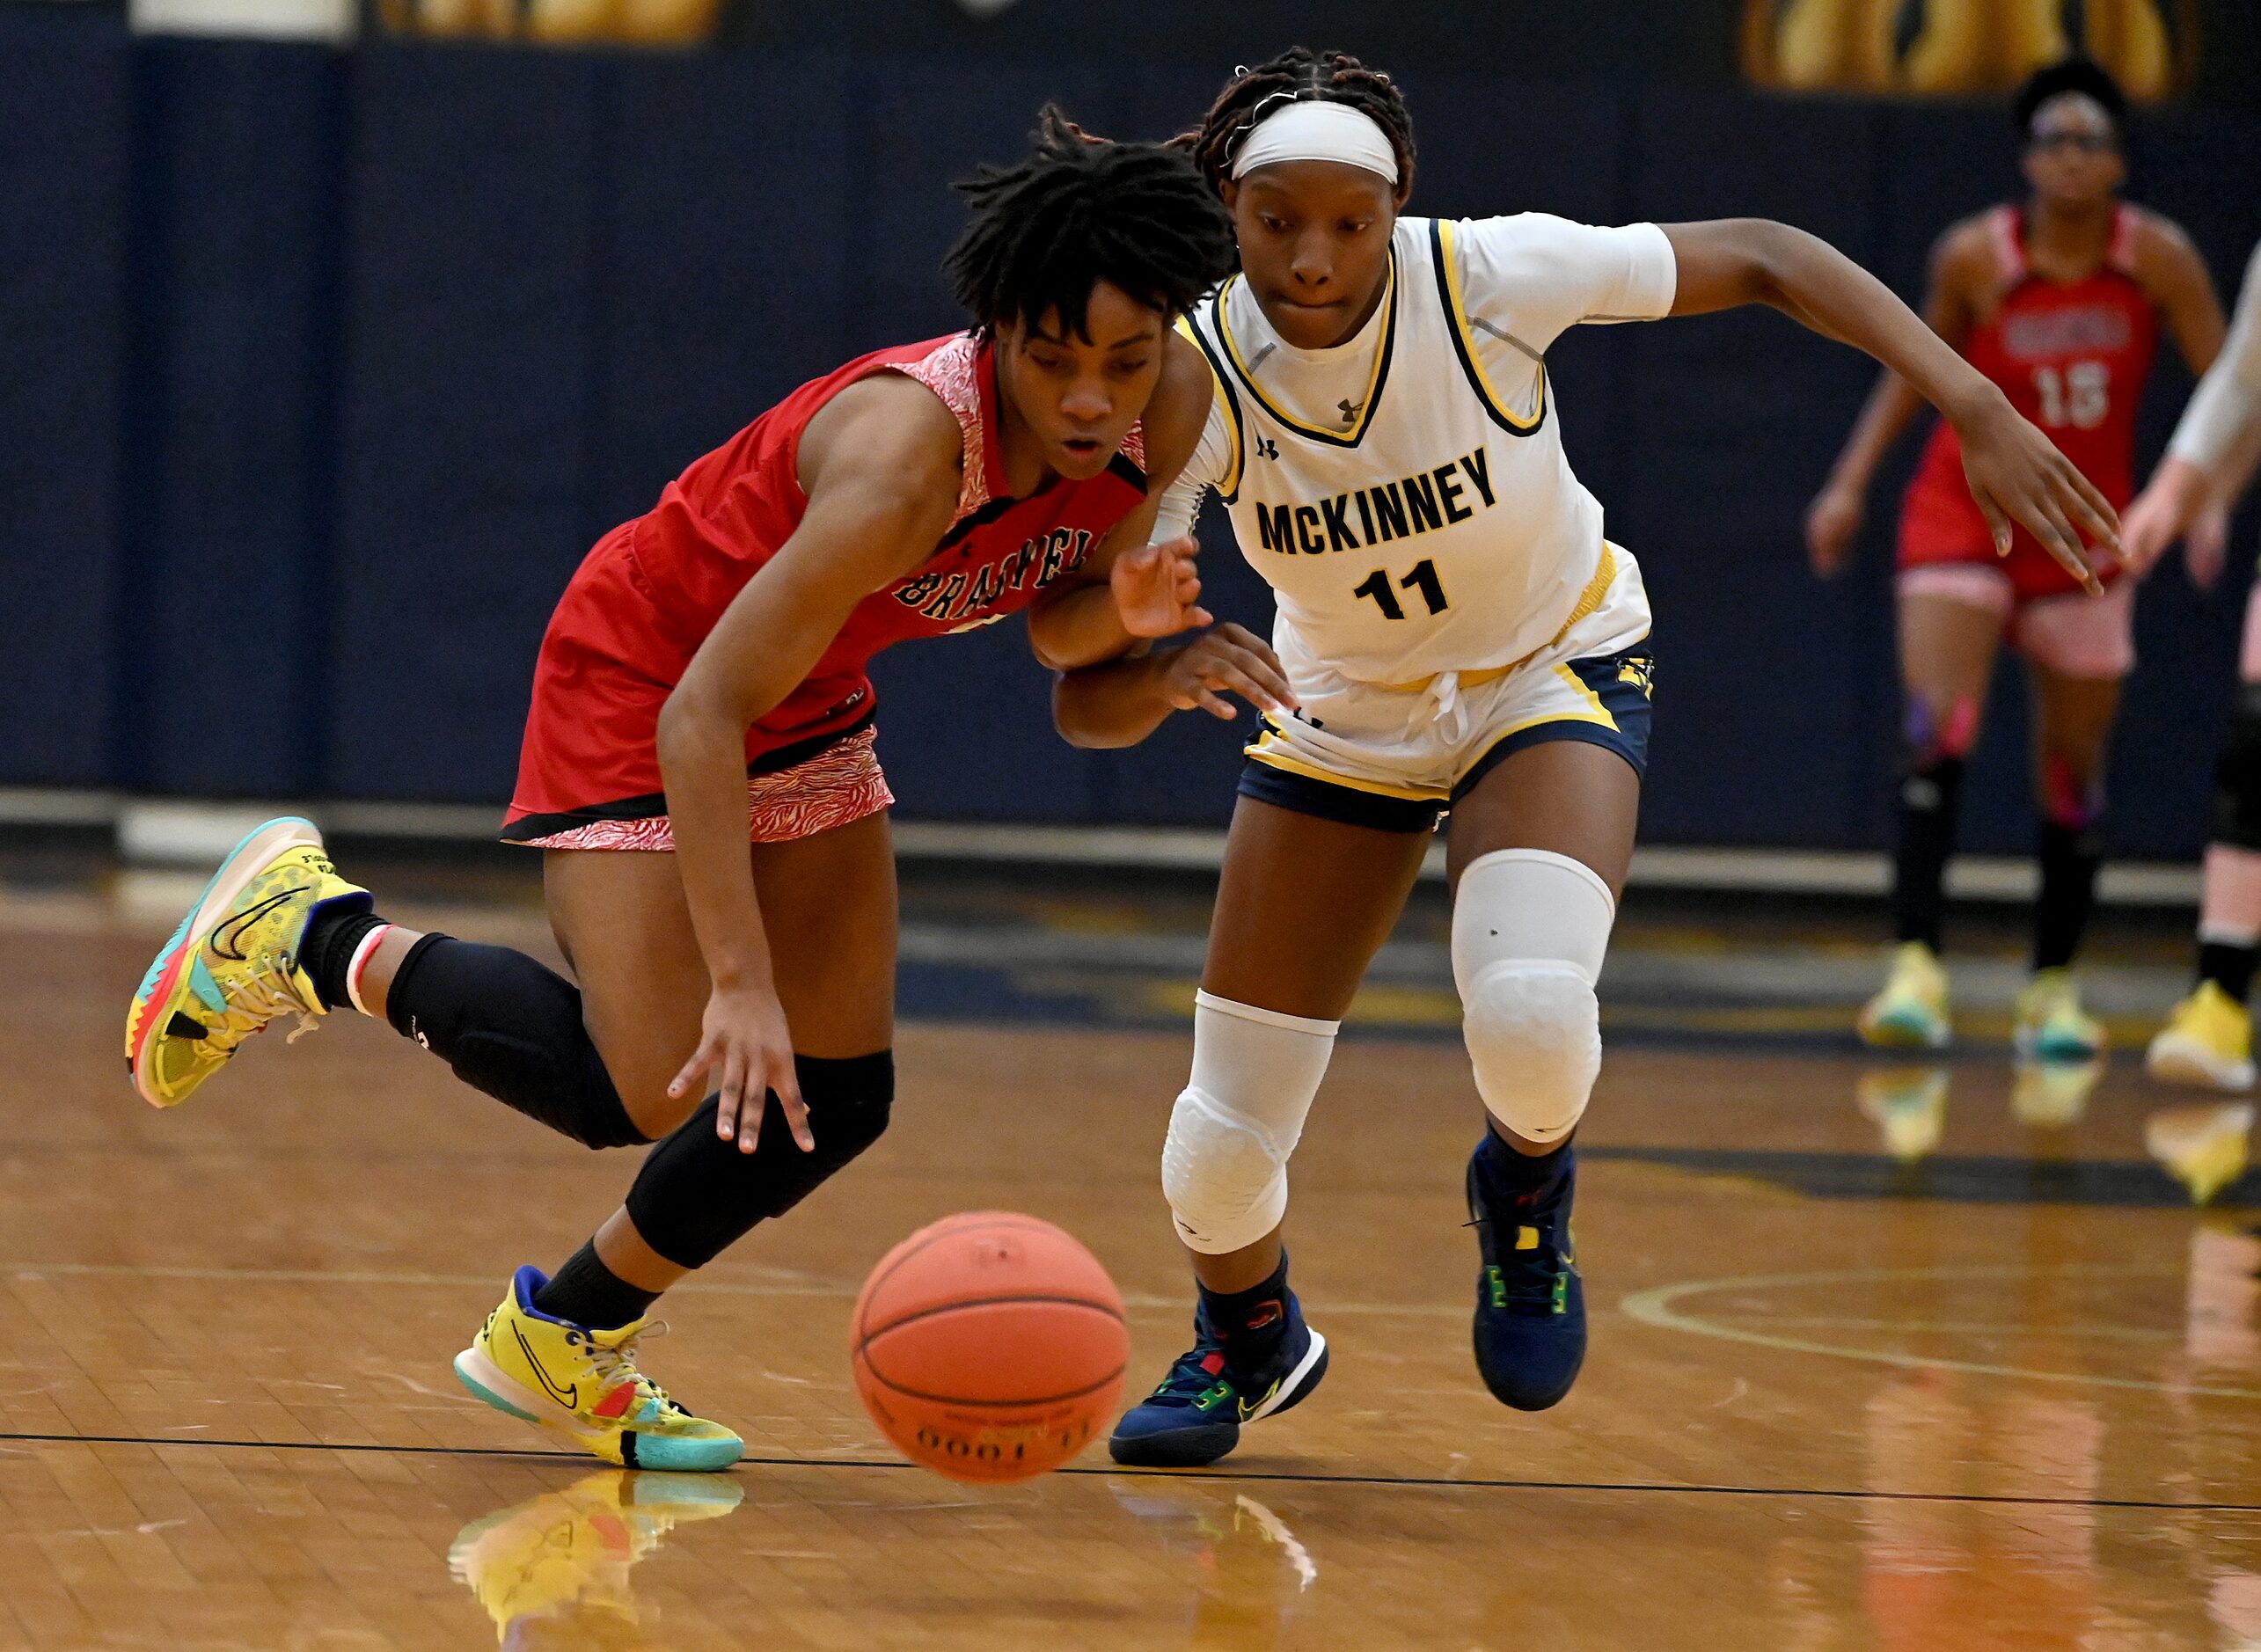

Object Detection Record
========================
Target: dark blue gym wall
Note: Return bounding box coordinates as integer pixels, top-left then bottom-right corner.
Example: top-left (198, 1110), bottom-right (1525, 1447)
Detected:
top-left (4, 22), bottom-right (2259, 856)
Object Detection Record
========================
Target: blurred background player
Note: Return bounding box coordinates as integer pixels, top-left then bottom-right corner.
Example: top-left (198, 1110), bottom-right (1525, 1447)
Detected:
top-left (122, 113), bottom-right (1259, 1473)
top-left (1805, 56), bottom-right (2225, 1060)
top-left (1056, 47), bottom-right (2127, 1470)
top-left (2127, 238), bottom-right (2261, 1089)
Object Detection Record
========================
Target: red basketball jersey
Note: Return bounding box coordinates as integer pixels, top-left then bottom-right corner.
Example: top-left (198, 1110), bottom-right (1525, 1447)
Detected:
top-left (504, 332), bottom-right (1147, 831)
top-left (633, 330), bottom-right (1146, 723)
top-left (1900, 204), bottom-right (2159, 599)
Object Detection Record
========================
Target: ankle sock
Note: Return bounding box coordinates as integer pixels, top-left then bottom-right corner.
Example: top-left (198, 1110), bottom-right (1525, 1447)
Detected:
top-left (1477, 1129), bottom-right (1570, 1207)
top-left (1198, 1254), bottom-right (1292, 1368)
top-left (533, 1240), bottom-right (659, 1331)
top-left (300, 906), bottom-right (388, 1012)
top-left (2199, 940), bottom-right (2259, 1005)
top-left (2033, 819), bottom-right (2103, 972)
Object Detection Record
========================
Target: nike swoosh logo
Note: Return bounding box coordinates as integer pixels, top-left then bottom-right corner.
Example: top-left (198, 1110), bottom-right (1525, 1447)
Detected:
top-left (511, 1322), bottom-right (578, 1408)
top-left (1237, 1378), bottom-right (1282, 1422)
top-left (208, 888), bottom-right (304, 963)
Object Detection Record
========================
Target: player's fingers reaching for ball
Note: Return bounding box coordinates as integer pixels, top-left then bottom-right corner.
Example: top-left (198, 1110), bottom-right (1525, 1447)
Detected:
top-left (684, 984), bottom-right (811, 1152)
top-left (769, 1051), bottom-right (813, 1152)
top-left (1959, 403), bottom-right (2106, 594)
top-left (2055, 460), bottom-right (2122, 560)
top-left (1972, 489), bottom-right (2016, 560)
top-left (2023, 486), bottom-right (2105, 596)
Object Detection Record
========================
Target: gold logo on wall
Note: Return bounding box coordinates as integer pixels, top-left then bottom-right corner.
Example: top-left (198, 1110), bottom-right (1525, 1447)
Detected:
top-left (1742, 0), bottom-right (2198, 99)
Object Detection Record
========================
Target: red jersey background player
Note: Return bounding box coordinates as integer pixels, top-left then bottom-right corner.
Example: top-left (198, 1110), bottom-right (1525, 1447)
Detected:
top-left (1806, 57), bottom-right (2223, 1069)
top-left (124, 113), bottom-right (1288, 1470)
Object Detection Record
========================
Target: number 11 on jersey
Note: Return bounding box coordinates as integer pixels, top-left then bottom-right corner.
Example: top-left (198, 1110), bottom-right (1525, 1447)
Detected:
top-left (1353, 558), bottom-right (1449, 621)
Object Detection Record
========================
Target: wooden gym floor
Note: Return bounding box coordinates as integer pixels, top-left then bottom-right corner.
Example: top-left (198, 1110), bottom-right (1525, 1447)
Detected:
top-left (0, 854), bottom-right (2256, 1648)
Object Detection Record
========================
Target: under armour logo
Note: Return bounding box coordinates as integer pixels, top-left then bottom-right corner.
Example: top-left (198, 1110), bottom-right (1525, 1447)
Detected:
top-left (1337, 398), bottom-right (1362, 425)
top-left (1253, 435), bottom-right (1279, 461)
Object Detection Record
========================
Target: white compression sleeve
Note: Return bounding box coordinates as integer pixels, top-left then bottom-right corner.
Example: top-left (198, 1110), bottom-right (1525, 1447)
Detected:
top-left (1161, 991), bottom-right (1338, 1254)
top-left (1451, 848), bottom-right (1617, 1144)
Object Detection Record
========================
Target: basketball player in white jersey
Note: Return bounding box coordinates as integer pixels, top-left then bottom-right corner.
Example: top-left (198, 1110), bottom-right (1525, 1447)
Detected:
top-left (1043, 48), bottom-right (2123, 1468)
top-left (2125, 239), bottom-right (2261, 1089)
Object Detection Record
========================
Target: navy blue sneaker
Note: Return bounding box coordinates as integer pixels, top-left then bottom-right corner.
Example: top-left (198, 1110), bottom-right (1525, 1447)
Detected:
top-left (1467, 1135), bottom-right (1584, 1410)
top-left (1109, 1296), bottom-right (1329, 1468)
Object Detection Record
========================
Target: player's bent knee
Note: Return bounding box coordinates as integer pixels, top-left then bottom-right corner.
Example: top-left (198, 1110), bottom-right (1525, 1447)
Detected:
top-left (624, 1051), bottom-right (894, 1270)
top-left (2214, 699), bottom-right (2261, 851)
top-left (1452, 849), bottom-right (1614, 1145)
top-left (1163, 1087), bottom-right (1293, 1254)
top-left (1460, 961), bottom-right (1600, 1144)
top-left (1160, 992), bottom-right (1337, 1254)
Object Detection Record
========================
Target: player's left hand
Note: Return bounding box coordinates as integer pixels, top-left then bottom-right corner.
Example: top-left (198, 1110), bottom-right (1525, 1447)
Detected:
top-left (1952, 391), bottom-right (2118, 597)
top-left (1112, 535), bottom-right (1211, 638)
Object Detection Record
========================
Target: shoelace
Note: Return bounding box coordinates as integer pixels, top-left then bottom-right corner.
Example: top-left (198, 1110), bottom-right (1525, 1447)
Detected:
top-left (1144, 1341), bottom-right (1230, 1409)
top-left (1467, 1186), bottom-right (1570, 1308)
top-left (570, 1321), bottom-right (692, 1421)
top-left (218, 961), bottom-right (323, 1045)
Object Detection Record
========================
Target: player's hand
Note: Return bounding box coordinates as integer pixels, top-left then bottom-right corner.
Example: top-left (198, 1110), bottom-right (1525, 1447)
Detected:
top-left (670, 983), bottom-right (810, 1155)
top-left (1112, 535), bottom-right (1211, 639)
top-left (2185, 499), bottom-right (2232, 591)
top-left (1952, 391), bottom-right (2116, 596)
top-left (2116, 477), bottom-right (2185, 579)
top-left (2118, 458), bottom-right (2219, 586)
top-left (1804, 482), bottom-right (1865, 578)
top-left (1159, 623), bottom-right (1298, 720)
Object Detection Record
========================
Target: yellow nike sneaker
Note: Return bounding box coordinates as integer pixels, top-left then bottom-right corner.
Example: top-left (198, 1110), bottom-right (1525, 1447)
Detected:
top-left (2144, 1103), bottom-right (2257, 1205)
top-left (1855, 1067), bottom-right (1950, 1162)
top-left (1857, 942), bottom-right (1951, 1049)
top-left (2012, 967), bottom-right (2107, 1063)
top-left (449, 1469), bottom-right (743, 1644)
top-left (454, 1268), bottom-right (744, 1472)
top-left (124, 816), bottom-right (371, 1107)
top-left (2145, 981), bottom-right (2257, 1093)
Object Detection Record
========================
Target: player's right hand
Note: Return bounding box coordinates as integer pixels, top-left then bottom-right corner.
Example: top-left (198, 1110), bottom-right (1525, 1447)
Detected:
top-left (1160, 623), bottom-right (1298, 720)
top-left (1804, 483), bottom-right (1864, 577)
top-left (670, 983), bottom-right (810, 1155)
top-left (1954, 391), bottom-right (2116, 596)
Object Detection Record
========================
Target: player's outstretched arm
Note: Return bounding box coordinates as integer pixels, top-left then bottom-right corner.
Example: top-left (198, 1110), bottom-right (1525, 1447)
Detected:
top-left (1051, 624), bottom-right (1295, 750)
top-left (655, 376), bottom-right (961, 1151)
top-left (1668, 217), bottom-right (2117, 595)
top-left (1803, 223), bottom-right (1984, 578)
top-left (2121, 223), bottom-right (2239, 581)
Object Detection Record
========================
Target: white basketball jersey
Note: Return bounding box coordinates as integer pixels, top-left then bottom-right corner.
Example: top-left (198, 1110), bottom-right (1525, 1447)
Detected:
top-left (1174, 214), bottom-right (1674, 684)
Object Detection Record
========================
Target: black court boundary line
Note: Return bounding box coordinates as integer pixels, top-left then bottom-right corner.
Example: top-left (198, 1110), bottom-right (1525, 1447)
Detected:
top-left (5, 1432), bottom-right (2256, 1515)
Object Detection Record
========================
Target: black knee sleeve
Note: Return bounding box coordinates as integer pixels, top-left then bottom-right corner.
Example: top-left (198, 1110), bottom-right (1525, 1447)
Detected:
top-left (624, 1050), bottom-right (894, 1270)
top-left (2212, 691), bottom-right (2261, 852)
top-left (384, 935), bottom-right (648, 1150)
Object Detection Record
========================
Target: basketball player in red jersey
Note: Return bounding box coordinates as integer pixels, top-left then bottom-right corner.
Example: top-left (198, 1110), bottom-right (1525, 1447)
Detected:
top-left (122, 112), bottom-right (1269, 1470)
top-left (1807, 58), bottom-right (2224, 1064)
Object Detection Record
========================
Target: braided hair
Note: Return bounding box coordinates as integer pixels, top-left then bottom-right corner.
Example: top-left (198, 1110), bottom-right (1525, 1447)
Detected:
top-left (1179, 47), bottom-right (1416, 200)
top-left (945, 106), bottom-right (1239, 340)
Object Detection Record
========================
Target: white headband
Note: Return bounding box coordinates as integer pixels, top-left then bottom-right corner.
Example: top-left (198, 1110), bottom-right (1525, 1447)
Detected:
top-left (1230, 99), bottom-right (1399, 185)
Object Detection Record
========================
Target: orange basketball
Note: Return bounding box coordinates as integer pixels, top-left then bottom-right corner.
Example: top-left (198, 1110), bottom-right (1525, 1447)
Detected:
top-left (851, 1210), bottom-right (1129, 1483)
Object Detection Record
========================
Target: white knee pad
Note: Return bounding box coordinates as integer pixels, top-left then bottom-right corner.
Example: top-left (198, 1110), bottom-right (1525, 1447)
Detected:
top-left (1161, 991), bottom-right (1337, 1254)
top-left (1452, 848), bottom-right (1616, 1144)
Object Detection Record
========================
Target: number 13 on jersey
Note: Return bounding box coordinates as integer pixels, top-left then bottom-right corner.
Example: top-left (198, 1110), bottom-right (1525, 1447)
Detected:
top-left (1353, 558), bottom-right (1450, 621)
